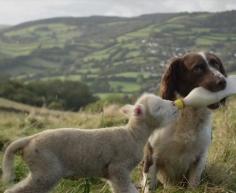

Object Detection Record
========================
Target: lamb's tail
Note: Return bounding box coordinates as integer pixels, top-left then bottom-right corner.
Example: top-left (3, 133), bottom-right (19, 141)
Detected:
top-left (1, 136), bottom-right (32, 184)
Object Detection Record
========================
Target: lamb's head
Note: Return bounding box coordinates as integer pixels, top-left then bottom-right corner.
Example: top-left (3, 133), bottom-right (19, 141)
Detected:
top-left (120, 93), bottom-right (179, 129)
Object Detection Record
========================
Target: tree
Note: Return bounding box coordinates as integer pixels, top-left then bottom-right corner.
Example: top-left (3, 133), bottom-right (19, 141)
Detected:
top-left (0, 80), bottom-right (97, 111)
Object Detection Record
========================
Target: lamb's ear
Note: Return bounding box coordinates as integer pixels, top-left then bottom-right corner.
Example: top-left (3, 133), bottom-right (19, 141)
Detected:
top-left (120, 104), bottom-right (134, 118)
top-left (133, 104), bottom-right (145, 118)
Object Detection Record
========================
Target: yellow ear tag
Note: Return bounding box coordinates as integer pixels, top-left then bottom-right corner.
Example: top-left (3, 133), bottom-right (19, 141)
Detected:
top-left (174, 99), bottom-right (185, 109)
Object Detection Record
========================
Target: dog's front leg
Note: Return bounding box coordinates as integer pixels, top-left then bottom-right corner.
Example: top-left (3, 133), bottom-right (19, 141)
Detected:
top-left (187, 154), bottom-right (207, 188)
top-left (141, 161), bottom-right (158, 193)
top-left (140, 142), bottom-right (158, 193)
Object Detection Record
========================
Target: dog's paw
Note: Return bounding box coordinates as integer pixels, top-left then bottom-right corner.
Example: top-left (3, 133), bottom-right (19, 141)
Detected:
top-left (148, 179), bottom-right (158, 191)
top-left (140, 173), bottom-right (158, 193)
top-left (140, 173), bottom-right (148, 188)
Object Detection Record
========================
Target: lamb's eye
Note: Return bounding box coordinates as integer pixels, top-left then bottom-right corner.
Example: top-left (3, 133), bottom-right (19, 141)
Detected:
top-left (154, 106), bottom-right (161, 112)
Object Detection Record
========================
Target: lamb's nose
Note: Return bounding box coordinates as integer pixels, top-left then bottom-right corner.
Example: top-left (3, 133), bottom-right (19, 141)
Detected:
top-left (216, 78), bottom-right (226, 90)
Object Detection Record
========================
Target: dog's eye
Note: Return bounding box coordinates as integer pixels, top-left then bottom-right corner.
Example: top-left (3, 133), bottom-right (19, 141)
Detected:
top-left (193, 64), bottom-right (205, 74)
top-left (210, 61), bottom-right (219, 69)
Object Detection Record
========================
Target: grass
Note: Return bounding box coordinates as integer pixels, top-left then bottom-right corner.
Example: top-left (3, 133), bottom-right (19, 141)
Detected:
top-left (229, 71), bottom-right (236, 75)
top-left (0, 23), bottom-right (80, 57)
top-left (109, 81), bottom-right (141, 93)
top-left (96, 93), bottom-right (125, 99)
top-left (40, 74), bottom-right (82, 81)
top-left (0, 97), bottom-right (236, 193)
top-left (115, 23), bottom-right (159, 43)
top-left (78, 68), bottom-right (101, 74)
top-left (5, 23), bottom-right (78, 38)
top-left (0, 98), bottom-right (127, 193)
top-left (115, 72), bottom-right (152, 79)
top-left (195, 33), bottom-right (236, 46)
top-left (195, 37), bottom-right (218, 46)
top-left (83, 47), bottom-right (111, 62)
top-left (0, 42), bottom-right (38, 56)
top-left (159, 23), bottom-right (185, 30)
top-left (191, 28), bottom-right (211, 33)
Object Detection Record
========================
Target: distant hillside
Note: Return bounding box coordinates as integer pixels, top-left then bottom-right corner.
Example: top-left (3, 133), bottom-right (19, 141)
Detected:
top-left (0, 11), bottom-right (236, 97)
top-left (0, 25), bottom-right (9, 31)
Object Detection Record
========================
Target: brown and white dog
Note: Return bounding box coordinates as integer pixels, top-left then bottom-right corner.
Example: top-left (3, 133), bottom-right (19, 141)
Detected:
top-left (141, 52), bottom-right (227, 191)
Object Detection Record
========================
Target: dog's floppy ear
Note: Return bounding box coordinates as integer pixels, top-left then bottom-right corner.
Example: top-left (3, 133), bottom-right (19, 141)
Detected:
top-left (160, 57), bottom-right (181, 100)
top-left (120, 104), bottom-right (145, 118)
top-left (212, 53), bottom-right (228, 106)
top-left (215, 56), bottom-right (227, 77)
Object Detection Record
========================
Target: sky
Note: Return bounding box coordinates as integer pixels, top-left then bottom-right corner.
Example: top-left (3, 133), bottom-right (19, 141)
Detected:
top-left (0, 0), bottom-right (236, 25)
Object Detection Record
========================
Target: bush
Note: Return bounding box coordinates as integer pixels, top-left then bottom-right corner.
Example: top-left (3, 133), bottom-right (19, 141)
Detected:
top-left (0, 80), bottom-right (98, 111)
top-left (84, 94), bottom-right (132, 113)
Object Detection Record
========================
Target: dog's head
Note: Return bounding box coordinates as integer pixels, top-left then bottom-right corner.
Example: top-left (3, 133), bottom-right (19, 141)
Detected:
top-left (160, 52), bottom-right (227, 109)
top-left (121, 94), bottom-right (179, 128)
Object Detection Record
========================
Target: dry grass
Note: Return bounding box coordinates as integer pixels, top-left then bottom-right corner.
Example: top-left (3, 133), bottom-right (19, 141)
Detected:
top-left (0, 98), bottom-right (236, 193)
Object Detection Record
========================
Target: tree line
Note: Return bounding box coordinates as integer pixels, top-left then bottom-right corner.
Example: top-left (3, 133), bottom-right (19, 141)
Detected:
top-left (0, 80), bottom-right (97, 111)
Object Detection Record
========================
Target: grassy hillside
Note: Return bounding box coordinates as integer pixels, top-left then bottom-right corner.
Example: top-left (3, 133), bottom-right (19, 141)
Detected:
top-left (0, 25), bottom-right (9, 32)
top-left (0, 98), bottom-right (236, 193)
top-left (0, 11), bottom-right (236, 98)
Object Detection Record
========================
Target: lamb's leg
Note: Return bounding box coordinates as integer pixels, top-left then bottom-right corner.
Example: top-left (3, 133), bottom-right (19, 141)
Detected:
top-left (4, 174), bottom-right (32, 193)
top-left (4, 175), bottom-right (59, 193)
top-left (187, 154), bottom-right (207, 188)
top-left (108, 168), bottom-right (138, 193)
top-left (4, 170), bottom-right (61, 193)
top-left (4, 144), bottom-right (64, 193)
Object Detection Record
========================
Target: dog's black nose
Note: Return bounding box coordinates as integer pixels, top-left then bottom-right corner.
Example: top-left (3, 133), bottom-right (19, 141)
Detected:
top-left (216, 78), bottom-right (226, 90)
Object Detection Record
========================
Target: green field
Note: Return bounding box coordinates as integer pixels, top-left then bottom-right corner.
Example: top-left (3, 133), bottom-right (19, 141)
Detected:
top-left (40, 74), bottom-right (82, 81)
top-left (109, 81), bottom-right (141, 92)
top-left (0, 98), bottom-right (236, 193)
top-left (1, 11), bottom-right (236, 97)
top-left (96, 92), bottom-right (126, 99)
top-left (115, 72), bottom-right (152, 79)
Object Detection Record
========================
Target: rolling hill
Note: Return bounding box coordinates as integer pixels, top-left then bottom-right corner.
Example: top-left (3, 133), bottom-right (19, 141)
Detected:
top-left (0, 11), bottom-right (236, 96)
top-left (0, 96), bottom-right (236, 193)
top-left (0, 25), bottom-right (9, 31)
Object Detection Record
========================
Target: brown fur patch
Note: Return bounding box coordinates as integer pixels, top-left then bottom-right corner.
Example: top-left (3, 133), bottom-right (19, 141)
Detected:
top-left (143, 142), bottom-right (153, 173)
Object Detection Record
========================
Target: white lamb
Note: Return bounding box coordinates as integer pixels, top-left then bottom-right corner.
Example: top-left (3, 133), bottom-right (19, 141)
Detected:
top-left (2, 93), bottom-right (179, 193)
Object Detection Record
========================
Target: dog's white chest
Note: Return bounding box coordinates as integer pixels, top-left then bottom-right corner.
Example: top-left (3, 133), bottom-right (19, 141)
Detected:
top-left (149, 108), bottom-right (212, 176)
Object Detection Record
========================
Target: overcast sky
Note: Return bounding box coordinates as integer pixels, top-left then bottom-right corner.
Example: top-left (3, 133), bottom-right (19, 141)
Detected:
top-left (1, 0), bottom-right (236, 25)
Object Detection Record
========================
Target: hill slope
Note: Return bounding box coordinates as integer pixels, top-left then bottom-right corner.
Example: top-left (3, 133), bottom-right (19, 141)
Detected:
top-left (0, 11), bottom-right (236, 95)
top-left (0, 98), bottom-right (236, 193)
